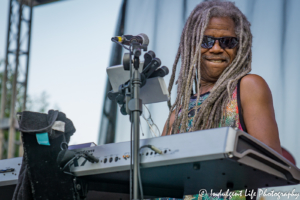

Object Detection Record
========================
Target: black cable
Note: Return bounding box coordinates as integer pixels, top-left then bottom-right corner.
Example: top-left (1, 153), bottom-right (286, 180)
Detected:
top-left (129, 44), bottom-right (133, 99)
top-left (130, 115), bottom-right (133, 200)
top-left (111, 38), bottom-right (130, 50)
top-left (138, 145), bottom-right (152, 200)
top-left (61, 156), bottom-right (79, 176)
top-left (62, 157), bottom-right (76, 171)
top-left (138, 144), bottom-right (163, 199)
top-left (138, 154), bottom-right (143, 199)
top-left (138, 145), bottom-right (150, 199)
top-left (61, 153), bottom-right (100, 176)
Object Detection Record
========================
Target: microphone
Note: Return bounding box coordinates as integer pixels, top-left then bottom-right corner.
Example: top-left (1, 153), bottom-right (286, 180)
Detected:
top-left (148, 66), bottom-right (169, 78)
top-left (142, 58), bottom-right (161, 78)
top-left (143, 51), bottom-right (156, 70)
top-left (112, 33), bottom-right (149, 46)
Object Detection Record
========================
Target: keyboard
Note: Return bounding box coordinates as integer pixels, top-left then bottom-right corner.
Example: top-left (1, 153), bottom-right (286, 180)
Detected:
top-left (69, 127), bottom-right (300, 196)
top-left (1, 127), bottom-right (299, 198)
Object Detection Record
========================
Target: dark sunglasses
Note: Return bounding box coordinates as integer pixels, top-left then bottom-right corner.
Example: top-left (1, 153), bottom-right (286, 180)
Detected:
top-left (201, 35), bottom-right (238, 49)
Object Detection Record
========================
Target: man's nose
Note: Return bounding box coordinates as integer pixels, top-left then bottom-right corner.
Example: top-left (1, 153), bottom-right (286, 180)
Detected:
top-left (209, 40), bottom-right (224, 53)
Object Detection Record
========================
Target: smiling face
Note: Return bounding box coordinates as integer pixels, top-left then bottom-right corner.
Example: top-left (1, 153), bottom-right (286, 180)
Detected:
top-left (200, 17), bottom-right (238, 83)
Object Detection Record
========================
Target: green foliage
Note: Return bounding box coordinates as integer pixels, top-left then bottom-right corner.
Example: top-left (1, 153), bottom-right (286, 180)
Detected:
top-left (0, 59), bottom-right (50, 159)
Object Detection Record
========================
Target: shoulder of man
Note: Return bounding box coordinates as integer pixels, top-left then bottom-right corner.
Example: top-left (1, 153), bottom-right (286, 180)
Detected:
top-left (239, 74), bottom-right (273, 105)
top-left (240, 74), bottom-right (271, 93)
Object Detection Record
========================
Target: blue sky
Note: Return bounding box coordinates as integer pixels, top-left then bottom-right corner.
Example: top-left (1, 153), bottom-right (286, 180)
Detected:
top-left (0, 0), bottom-right (122, 145)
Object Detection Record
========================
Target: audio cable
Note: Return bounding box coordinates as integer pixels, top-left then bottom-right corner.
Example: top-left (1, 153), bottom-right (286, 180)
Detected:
top-left (138, 145), bottom-right (162, 199)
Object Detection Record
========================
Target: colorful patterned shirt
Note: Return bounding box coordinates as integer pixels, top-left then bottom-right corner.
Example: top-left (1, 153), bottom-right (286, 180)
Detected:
top-left (177, 86), bottom-right (242, 133)
top-left (154, 86), bottom-right (246, 200)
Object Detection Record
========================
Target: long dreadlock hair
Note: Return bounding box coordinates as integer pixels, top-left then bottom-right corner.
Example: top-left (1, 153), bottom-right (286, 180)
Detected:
top-left (166, 0), bottom-right (252, 135)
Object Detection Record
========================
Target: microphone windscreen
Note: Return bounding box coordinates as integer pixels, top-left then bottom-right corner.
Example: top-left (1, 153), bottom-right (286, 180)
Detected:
top-left (138, 33), bottom-right (149, 46)
top-left (161, 66), bottom-right (169, 76)
top-left (148, 66), bottom-right (169, 78)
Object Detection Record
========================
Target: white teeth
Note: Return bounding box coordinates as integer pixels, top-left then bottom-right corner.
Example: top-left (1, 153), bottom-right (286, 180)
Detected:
top-left (209, 60), bottom-right (223, 63)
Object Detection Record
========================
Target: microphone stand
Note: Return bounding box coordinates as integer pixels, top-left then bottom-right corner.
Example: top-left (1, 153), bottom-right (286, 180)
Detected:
top-left (128, 42), bottom-right (143, 200)
top-left (109, 38), bottom-right (164, 199)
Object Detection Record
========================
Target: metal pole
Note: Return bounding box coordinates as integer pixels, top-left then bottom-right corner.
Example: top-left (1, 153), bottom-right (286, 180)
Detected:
top-left (19, 0), bottom-right (33, 157)
top-left (0, 0), bottom-right (13, 160)
top-left (22, 0), bottom-right (33, 111)
top-left (132, 61), bottom-right (141, 200)
top-left (8, 0), bottom-right (24, 158)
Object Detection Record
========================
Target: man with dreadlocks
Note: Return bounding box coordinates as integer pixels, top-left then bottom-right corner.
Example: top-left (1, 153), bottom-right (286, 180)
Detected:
top-left (162, 0), bottom-right (281, 153)
top-left (159, 1), bottom-right (282, 200)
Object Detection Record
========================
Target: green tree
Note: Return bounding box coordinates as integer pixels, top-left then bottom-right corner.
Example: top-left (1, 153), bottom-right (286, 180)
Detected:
top-left (0, 59), bottom-right (49, 159)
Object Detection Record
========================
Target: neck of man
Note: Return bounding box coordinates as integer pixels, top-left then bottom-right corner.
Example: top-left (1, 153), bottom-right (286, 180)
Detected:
top-left (199, 79), bottom-right (215, 95)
